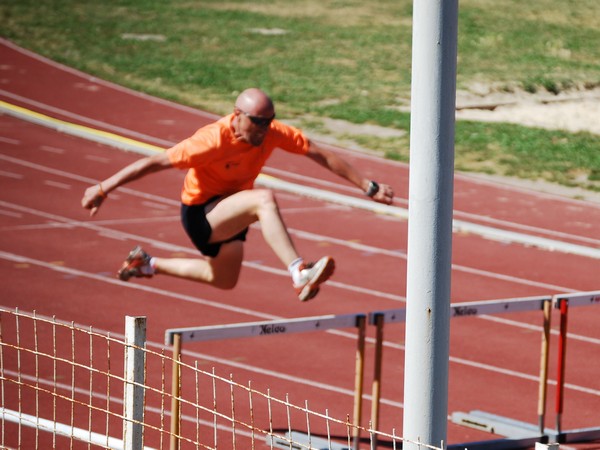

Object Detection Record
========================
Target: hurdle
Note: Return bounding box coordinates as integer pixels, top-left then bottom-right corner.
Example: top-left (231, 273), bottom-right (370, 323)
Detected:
top-left (368, 295), bottom-right (554, 447)
top-left (163, 290), bottom-right (600, 450)
top-left (444, 291), bottom-right (600, 449)
top-left (164, 313), bottom-right (367, 450)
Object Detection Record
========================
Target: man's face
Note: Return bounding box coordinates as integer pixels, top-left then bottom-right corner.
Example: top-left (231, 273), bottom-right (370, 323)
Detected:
top-left (235, 109), bottom-right (275, 147)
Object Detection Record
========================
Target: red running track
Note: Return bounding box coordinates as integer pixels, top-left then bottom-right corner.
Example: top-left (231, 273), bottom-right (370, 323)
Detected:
top-left (1, 38), bottom-right (599, 448)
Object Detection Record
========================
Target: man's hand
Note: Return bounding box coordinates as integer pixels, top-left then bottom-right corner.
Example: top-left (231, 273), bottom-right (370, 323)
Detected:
top-left (370, 182), bottom-right (394, 205)
top-left (81, 184), bottom-right (107, 217)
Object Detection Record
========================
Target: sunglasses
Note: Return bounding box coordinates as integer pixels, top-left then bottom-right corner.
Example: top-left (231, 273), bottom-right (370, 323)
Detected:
top-left (238, 109), bottom-right (275, 127)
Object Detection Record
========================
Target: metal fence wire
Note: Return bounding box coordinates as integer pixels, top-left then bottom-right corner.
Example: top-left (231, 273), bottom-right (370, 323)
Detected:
top-left (0, 308), bottom-right (420, 450)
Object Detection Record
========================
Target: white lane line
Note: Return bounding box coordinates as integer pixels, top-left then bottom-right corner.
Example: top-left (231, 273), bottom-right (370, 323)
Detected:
top-left (0, 209), bottom-right (22, 218)
top-left (43, 179), bottom-right (71, 190)
top-left (84, 154), bottom-right (111, 163)
top-left (0, 169), bottom-right (23, 179)
top-left (0, 136), bottom-right (20, 145)
top-left (40, 145), bottom-right (65, 154)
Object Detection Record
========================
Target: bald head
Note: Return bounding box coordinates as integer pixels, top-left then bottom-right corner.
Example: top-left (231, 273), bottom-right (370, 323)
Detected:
top-left (234, 88), bottom-right (275, 117)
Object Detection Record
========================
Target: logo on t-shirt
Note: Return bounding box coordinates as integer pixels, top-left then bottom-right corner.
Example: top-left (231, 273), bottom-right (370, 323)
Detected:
top-left (225, 161), bottom-right (240, 169)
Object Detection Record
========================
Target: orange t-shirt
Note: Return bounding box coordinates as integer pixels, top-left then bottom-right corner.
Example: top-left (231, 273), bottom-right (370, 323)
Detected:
top-left (167, 114), bottom-right (310, 205)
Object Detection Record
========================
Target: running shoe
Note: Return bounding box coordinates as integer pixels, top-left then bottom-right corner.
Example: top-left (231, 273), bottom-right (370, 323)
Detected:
top-left (117, 246), bottom-right (153, 281)
top-left (294, 256), bottom-right (335, 301)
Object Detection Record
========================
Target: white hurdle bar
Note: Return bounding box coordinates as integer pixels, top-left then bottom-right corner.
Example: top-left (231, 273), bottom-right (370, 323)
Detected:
top-left (369, 295), bottom-right (551, 326)
top-left (165, 313), bottom-right (367, 450)
top-left (165, 313), bottom-right (364, 345)
top-left (555, 290), bottom-right (600, 308)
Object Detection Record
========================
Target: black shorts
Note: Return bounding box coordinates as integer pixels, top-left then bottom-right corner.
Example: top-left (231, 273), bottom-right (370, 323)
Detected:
top-left (180, 200), bottom-right (248, 257)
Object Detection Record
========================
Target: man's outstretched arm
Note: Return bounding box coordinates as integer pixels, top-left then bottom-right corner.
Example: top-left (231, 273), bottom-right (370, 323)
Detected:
top-left (81, 152), bottom-right (173, 216)
top-left (305, 143), bottom-right (394, 205)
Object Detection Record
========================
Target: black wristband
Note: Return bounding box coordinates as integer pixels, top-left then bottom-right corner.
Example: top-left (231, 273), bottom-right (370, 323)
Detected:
top-left (366, 180), bottom-right (379, 197)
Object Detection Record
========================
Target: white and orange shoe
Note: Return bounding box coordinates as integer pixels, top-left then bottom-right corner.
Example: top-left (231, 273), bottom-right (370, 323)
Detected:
top-left (294, 256), bottom-right (335, 301)
top-left (117, 246), bottom-right (153, 281)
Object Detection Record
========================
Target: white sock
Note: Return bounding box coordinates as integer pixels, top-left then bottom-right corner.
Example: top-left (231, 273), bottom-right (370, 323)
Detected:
top-left (141, 257), bottom-right (156, 275)
top-left (288, 257), bottom-right (303, 284)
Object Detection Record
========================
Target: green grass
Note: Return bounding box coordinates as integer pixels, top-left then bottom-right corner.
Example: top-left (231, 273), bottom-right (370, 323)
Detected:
top-left (2, 0), bottom-right (600, 191)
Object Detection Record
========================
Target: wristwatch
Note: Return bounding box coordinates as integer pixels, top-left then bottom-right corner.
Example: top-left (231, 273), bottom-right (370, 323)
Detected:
top-left (366, 180), bottom-right (380, 198)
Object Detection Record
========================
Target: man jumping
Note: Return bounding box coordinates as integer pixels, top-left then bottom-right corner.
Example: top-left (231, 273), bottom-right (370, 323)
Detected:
top-left (81, 88), bottom-right (394, 301)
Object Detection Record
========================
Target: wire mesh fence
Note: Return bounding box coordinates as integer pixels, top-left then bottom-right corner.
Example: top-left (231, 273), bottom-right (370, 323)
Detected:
top-left (0, 307), bottom-right (437, 450)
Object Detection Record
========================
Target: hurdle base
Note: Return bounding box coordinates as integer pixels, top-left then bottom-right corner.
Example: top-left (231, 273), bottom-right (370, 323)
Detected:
top-left (553, 426), bottom-right (600, 444)
top-left (448, 436), bottom-right (544, 450)
top-left (451, 410), bottom-right (600, 449)
top-left (449, 410), bottom-right (545, 450)
top-left (451, 410), bottom-right (546, 439)
top-left (266, 431), bottom-right (350, 450)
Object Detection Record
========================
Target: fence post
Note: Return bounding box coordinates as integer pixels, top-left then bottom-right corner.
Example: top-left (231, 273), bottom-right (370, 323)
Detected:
top-left (170, 333), bottom-right (182, 450)
top-left (123, 316), bottom-right (147, 450)
top-left (352, 315), bottom-right (367, 450)
top-left (370, 313), bottom-right (385, 449)
top-left (537, 299), bottom-right (552, 434)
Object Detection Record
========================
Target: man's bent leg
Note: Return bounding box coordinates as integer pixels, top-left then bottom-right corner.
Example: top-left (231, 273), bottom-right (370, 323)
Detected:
top-left (153, 240), bottom-right (244, 289)
top-left (207, 189), bottom-right (299, 267)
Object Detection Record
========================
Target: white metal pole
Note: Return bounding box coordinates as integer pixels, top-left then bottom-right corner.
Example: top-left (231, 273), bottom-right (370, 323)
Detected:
top-left (402, 1), bottom-right (458, 449)
top-left (123, 316), bottom-right (147, 450)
